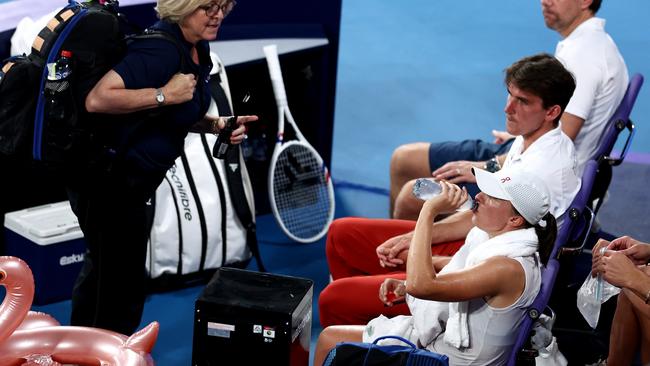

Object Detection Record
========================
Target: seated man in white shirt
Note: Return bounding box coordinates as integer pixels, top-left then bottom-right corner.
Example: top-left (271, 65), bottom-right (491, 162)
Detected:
top-left (390, 0), bottom-right (627, 220)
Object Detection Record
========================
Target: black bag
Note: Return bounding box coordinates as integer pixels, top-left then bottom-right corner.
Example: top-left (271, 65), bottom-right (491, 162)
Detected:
top-left (323, 336), bottom-right (449, 366)
top-left (0, 55), bottom-right (41, 158)
top-left (0, 0), bottom-right (197, 172)
top-left (0, 0), bottom-right (125, 166)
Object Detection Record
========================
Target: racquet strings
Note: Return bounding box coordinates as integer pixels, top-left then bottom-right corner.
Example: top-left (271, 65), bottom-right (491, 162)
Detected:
top-left (272, 144), bottom-right (331, 239)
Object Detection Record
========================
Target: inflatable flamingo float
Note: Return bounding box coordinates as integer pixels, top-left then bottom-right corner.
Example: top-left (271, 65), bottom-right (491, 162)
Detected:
top-left (0, 256), bottom-right (159, 365)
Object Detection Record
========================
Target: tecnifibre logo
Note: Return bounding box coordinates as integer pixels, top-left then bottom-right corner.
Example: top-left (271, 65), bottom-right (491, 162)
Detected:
top-left (60, 253), bottom-right (84, 266)
top-left (169, 164), bottom-right (193, 221)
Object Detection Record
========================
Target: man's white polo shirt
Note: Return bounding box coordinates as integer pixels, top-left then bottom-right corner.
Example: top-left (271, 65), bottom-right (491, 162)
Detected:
top-left (502, 126), bottom-right (581, 228)
top-left (555, 17), bottom-right (628, 174)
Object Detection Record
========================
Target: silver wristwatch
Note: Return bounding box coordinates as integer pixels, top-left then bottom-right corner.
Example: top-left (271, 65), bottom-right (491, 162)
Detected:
top-left (155, 88), bottom-right (165, 106)
top-left (484, 157), bottom-right (501, 173)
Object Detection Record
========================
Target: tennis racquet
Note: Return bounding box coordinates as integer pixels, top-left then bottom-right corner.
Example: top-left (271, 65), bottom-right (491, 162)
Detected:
top-left (263, 44), bottom-right (335, 243)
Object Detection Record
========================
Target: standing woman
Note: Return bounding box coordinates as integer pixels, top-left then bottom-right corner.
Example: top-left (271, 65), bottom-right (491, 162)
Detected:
top-left (68, 0), bottom-right (255, 335)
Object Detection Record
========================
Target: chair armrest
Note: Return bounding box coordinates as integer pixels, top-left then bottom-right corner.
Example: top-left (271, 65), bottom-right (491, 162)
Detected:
top-left (559, 207), bottom-right (594, 257)
top-left (602, 119), bottom-right (635, 167)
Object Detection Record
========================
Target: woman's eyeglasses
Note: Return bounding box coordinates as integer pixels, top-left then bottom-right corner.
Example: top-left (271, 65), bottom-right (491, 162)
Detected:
top-left (200, 1), bottom-right (237, 17)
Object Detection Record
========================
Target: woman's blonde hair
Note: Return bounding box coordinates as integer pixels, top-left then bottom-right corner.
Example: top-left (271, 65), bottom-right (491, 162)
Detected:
top-left (155, 0), bottom-right (213, 23)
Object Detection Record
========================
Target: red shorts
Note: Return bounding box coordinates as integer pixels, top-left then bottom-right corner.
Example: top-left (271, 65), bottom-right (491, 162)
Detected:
top-left (320, 217), bottom-right (464, 327)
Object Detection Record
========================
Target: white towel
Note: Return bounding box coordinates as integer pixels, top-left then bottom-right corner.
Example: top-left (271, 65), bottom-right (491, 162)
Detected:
top-left (10, 8), bottom-right (61, 56)
top-left (402, 227), bottom-right (538, 349)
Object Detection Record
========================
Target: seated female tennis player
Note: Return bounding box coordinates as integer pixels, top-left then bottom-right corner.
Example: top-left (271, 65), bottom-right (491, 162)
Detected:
top-left (314, 166), bottom-right (557, 366)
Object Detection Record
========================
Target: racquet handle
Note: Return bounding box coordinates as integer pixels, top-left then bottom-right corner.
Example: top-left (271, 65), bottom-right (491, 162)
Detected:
top-left (263, 44), bottom-right (288, 106)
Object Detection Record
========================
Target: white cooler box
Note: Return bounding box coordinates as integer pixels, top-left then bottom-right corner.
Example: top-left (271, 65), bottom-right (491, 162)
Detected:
top-left (4, 201), bottom-right (86, 305)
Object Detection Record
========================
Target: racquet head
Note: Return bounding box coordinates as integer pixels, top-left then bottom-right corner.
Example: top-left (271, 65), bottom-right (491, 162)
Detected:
top-left (268, 141), bottom-right (334, 243)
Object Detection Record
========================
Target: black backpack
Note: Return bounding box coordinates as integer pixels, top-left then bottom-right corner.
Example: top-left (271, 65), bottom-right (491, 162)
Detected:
top-left (0, 0), bottom-right (126, 166)
top-left (0, 0), bottom-right (186, 171)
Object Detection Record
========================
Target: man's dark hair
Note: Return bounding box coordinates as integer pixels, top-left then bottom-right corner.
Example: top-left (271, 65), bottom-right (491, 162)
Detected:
top-left (504, 53), bottom-right (576, 124)
top-left (589, 0), bottom-right (602, 14)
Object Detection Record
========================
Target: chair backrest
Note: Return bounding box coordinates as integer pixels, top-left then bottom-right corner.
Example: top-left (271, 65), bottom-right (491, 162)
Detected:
top-left (506, 258), bottom-right (560, 366)
top-left (506, 160), bottom-right (598, 366)
top-left (590, 74), bottom-right (644, 214)
top-left (551, 159), bottom-right (598, 259)
top-left (593, 73), bottom-right (644, 162)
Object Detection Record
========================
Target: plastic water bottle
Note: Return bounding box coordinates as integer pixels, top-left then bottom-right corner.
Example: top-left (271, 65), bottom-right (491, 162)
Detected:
top-left (412, 178), bottom-right (474, 211)
top-left (55, 50), bottom-right (72, 80)
top-left (596, 247), bottom-right (606, 302)
top-left (44, 50), bottom-right (73, 122)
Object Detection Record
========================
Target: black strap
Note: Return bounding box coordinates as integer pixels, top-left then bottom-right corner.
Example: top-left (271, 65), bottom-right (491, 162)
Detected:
top-left (127, 29), bottom-right (189, 72)
top-left (163, 176), bottom-right (185, 275)
top-left (103, 29), bottom-right (190, 173)
top-left (180, 151), bottom-right (209, 272)
top-left (225, 147), bottom-right (265, 272)
top-left (209, 73), bottom-right (232, 115)
top-left (200, 134), bottom-right (229, 268)
top-left (31, 4), bottom-right (83, 61)
top-left (210, 77), bottom-right (266, 272)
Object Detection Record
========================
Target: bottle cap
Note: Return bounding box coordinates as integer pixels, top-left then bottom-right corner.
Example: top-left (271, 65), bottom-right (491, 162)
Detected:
top-left (60, 50), bottom-right (72, 58)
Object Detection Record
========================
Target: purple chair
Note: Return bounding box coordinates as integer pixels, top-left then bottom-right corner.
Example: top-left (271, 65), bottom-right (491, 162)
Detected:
top-left (506, 160), bottom-right (599, 365)
top-left (591, 73), bottom-right (644, 214)
top-left (507, 258), bottom-right (561, 365)
top-left (556, 159), bottom-right (599, 259)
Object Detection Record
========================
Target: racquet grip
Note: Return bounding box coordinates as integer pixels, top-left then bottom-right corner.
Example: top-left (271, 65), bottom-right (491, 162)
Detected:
top-left (263, 44), bottom-right (288, 106)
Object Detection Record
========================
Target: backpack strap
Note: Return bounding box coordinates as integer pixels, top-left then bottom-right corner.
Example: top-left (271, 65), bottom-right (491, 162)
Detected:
top-left (0, 60), bottom-right (15, 84)
top-left (210, 74), bottom-right (266, 272)
top-left (1, 61), bottom-right (14, 74)
top-left (31, 4), bottom-right (84, 59)
top-left (127, 29), bottom-right (189, 71)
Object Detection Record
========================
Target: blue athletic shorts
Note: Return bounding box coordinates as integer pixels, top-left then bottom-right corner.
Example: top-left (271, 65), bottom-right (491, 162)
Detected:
top-left (428, 138), bottom-right (514, 196)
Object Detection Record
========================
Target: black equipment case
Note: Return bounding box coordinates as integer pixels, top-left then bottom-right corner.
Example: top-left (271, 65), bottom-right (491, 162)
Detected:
top-left (192, 268), bottom-right (313, 365)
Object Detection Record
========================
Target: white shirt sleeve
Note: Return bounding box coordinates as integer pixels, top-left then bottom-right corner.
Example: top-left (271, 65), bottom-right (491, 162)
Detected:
top-left (562, 60), bottom-right (600, 120)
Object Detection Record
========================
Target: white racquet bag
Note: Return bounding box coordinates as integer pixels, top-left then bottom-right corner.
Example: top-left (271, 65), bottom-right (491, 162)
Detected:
top-left (145, 53), bottom-right (264, 289)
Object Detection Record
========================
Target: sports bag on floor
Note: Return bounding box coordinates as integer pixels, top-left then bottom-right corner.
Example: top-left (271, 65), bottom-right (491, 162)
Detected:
top-left (145, 54), bottom-right (265, 290)
top-left (323, 336), bottom-right (449, 366)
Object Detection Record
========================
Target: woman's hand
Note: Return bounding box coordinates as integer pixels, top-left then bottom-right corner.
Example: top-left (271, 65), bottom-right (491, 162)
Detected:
top-left (591, 238), bottom-right (610, 277)
top-left (376, 232), bottom-right (413, 268)
top-left (229, 115), bottom-right (258, 144)
top-left (206, 115), bottom-right (259, 144)
top-left (422, 180), bottom-right (468, 215)
top-left (609, 236), bottom-right (650, 265)
top-left (162, 73), bottom-right (197, 105)
top-left (600, 251), bottom-right (642, 289)
top-left (379, 278), bottom-right (406, 306)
